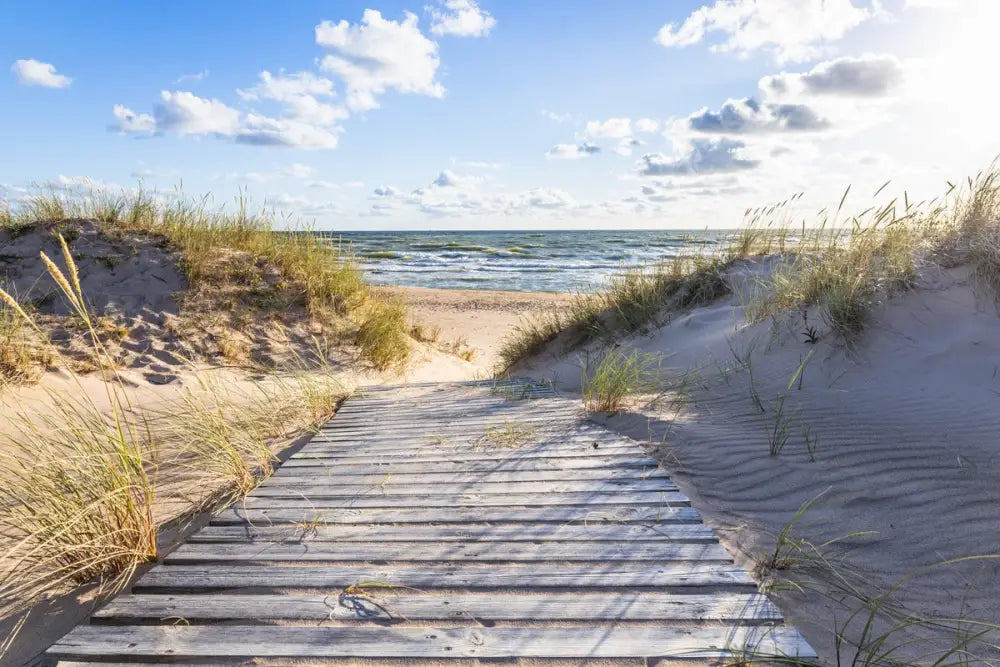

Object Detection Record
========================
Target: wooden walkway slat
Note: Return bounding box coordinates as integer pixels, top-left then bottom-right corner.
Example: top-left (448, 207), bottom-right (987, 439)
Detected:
top-left (131, 563), bottom-right (759, 592)
top-left (209, 504), bottom-right (704, 525)
top-left (93, 591), bottom-right (783, 623)
top-left (162, 541), bottom-right (732, 564)
top-left (187, 522), bottom-right (719, 543)
top-left (47, 378), bottom-right (815, 664)
top-left (48, 625), bottom-right (815, 660)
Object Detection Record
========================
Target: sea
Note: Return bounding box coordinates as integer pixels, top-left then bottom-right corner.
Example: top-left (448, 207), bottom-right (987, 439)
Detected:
top-left (330, 230), bottom-right (734, 293)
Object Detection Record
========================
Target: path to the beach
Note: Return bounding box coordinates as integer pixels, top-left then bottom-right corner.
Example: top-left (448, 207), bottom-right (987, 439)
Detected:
top-left (47, 378), bottom-right (815, 664)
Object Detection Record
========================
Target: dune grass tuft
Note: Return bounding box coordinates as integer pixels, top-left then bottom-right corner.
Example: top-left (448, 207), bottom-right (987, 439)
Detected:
top-left (0, 296), bottom-right (52, 386)
top-left (581, 348), bottom-right (663, 413)
top-left (496, 256), bottom-right (730, 375)
top-left (3, 184), bottom-right (411, 369)
top-left (0, 237), bottom-right (156, 615)
top-left (355, 297), bottom-right (411, 370)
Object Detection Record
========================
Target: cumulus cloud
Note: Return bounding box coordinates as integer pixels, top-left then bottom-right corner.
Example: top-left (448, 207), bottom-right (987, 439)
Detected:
top-left (637, 138), bottom-right (759, 176)
top-left (429, 169), bottom-right (480, 188)
top-left (655, 0), bottom-right (874, 63)
top-left (546, 143), bottom-right (601, 159)
top-left (11, 59), bottom-right (72, 88)
top-left (238, 70), bottom-right (336, 105)
top-left (114, 70), bottom-right (347, 149)
top-left (234, 70), bottom-right (347, 148)
top-left (760, 54), bottom-right (904, 98)
top-left (428, 0), bottom-right (496, 37)
top-left (634, 118), bottom-right (660, 133)
top-left (111, 104), bottom-right (157, 134)
top-left (155, 91), bottom-right (242, 136)
top-left (688, 97), bottom-right (830, 133)
top-left (316, 9), bottom-right (444, 111)
top-left (615, 137), bottom-right (643, 156)
top-left (373, 185), bottom-right (401, 197)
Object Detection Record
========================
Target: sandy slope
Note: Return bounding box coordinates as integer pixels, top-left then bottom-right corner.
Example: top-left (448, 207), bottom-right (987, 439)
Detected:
top-left (520, 260), bottom-right (1000, 664)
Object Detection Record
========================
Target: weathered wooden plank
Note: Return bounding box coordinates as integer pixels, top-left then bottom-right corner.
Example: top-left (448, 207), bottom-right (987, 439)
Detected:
top-left (48, 625), bottom-right (816, 659)
top-left (328, 403), bottom-right (579, 419)
top-left (288, 449), bottom-right (652, 464)
top-left (264, 466), bottom-right (669, 484)
top-left (303, 437), bottom-right (639, 452)
top-left (307, 430), bottom-right (633, 445)
top-left (279, 455), bottom-right (661, 473)
top-left (236, 490), bottom-right (690, 509)
top-left (93, 592), bottom-right (780, 623)
top-left (299, 444), bottom-right (644, 459)
top-left (188, 522), bottom-right (718, 543)
top-left (252, 479), bottom-right (677, 496)
top-left (131, 563), bottom-right (756, 592)
top-left (164, 541), bottom-right (731, 564)
top-left (210, 504), bottom-right (702, 525)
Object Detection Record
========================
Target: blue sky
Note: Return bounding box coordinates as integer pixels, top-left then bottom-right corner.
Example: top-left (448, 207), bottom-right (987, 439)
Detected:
top-left (1, 0), bottom-right (995, 229)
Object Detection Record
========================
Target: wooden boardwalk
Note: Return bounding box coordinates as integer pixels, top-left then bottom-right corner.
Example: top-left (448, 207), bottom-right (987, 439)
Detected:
top-left (47, 378), bottom-right (816, 664)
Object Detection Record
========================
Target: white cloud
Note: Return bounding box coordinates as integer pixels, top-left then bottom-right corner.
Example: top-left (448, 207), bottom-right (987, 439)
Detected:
top-left (428, 0), bottom-right (496, 37)
top-left (688, 97), bottom-right (830, 133)
top-left (429, 169), bottom-right (481, 188)
top-left (634, 118), bottom-right (660, 133)
top-left (115, 71), bottom-right (347, 149)
top-left (11, 59), bottom-right (72, 88)
top-left (655, 0), bottom-right (874, 63)
top-left (235, 70), bottom-right (347, 148)
top-left (615, 137), bottom-right (643, 156)
top-left (111, 104), bottom-right (157, 134)
top-left (637, 138), bottom-right (759, 176)
top-left (236, 113), bottom-right (342, 149)
top-left (546, 143), bottom-right (601, 159)
top-left (507, 188), bottom-right (576, 211)
top-left (316, 9), bottom-right (444, 111)
top-left (174, 69), bottom-right (209, 84)
top-left (761, 54), bottom-right (904, 98)
top-left (238, 70), bottom-right (336, 105)
top-left (155, 90), bottom-right (242, 136)
top-left (905, 0), bottom-right (957, 8)
top-left (373, 185), bottom-right (401, 197)
top-left (584, 117), bottom-right (632, 139)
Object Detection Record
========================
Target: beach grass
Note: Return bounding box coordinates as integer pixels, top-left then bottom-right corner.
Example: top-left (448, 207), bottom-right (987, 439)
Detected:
top-left (0, 237), bottom-right (347, 617)
top-left (0, 237), bottom-right (157, 615)
top-left (355, 297), bottom-right (411, 370)
top-left (0, 296), bottom-right (52, 386)
top-left (749, 493), bottom-right (1000, 666)
top-left (497, 162), bottom-right (1000, 374)
top-left (495, 256), bottom-right (730, 375)
top-left (581, 348), bottom-right (663, 413)
top-left (2, 183), bottom-right (409, 369)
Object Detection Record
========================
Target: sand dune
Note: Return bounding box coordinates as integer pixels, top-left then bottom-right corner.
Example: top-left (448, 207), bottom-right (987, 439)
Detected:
top-left (522, 261), bottom-right (1000, 663)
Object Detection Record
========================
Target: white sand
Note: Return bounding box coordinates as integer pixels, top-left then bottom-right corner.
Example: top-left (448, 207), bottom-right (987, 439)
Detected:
top-left (520, 260), bottom-right (1000, 663)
